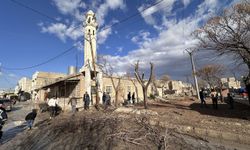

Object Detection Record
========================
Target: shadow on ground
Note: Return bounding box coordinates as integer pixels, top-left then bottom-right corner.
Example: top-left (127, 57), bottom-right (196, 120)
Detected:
top-left (189, 101), bottom-right (250, 120)
top-left (1, 123), bottom-right (27, 144)
top-left (9, 106), bottom-right (22, 112)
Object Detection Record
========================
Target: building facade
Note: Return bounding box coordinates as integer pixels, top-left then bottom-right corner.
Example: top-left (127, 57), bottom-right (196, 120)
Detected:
top-left (221, 77), bottom-right (241, 89)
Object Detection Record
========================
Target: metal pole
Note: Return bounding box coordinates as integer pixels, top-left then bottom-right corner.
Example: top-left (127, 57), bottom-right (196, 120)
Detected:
top-left (187, 49), bottom-right (200, 100)
top-left (64, 81), bottom-right (66, 111)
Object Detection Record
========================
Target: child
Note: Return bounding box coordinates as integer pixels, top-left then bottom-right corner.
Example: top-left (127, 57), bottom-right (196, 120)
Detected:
top-left (25, 109), bottom-right (37, 129)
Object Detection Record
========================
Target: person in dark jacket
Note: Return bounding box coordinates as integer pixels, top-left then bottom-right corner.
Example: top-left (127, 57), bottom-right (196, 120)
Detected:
top-left (0, 105), bottom-right (8, 140)
top-left (104, 93), bottom-right (111, 109)
top-left (210, 89), bottom-right (218, 109)
top-left (83, 92), bottom-right (90, 110)
top-left (199, 89), bottom-right (207, 108)
top-left (25, 109), bottom-right (37, 129)
top-left (102, 92), bottom-right (106, 105)
top-left (127, 92), bottom-right (131, 104)
top-left (227, 93), bottom-right (234, 109)
top-left (132, 92), bottom-right (136, 104)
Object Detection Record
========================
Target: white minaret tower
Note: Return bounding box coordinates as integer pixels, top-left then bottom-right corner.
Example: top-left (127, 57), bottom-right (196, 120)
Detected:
top-left (84, 10), bottom-right (98, 68)
top-left (81, 10), bottom-right (103, 104)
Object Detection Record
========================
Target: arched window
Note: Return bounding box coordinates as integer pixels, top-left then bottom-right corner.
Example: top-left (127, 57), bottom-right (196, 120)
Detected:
top-left (87, 17), bottom-right (91, 23)
top-left (93, 30), bottom-right (95, 35)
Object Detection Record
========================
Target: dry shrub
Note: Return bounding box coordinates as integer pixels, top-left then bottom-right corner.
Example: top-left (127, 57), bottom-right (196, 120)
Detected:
top-left (3, 111), bottom-right (226, 150)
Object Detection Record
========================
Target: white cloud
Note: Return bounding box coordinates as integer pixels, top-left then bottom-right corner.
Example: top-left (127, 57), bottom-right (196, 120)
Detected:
top-left (102, 0), bottom-right (235, 78)
top-left (40, 0), bottom-right (126, 46)
top-left (117, 47), bottom-right (123, 52)
top-left (53, 0), bottom-right (86, 21)
top-left (8, 74), bottom-right (16, 77)
top-left (182, 0), bottom-right (191, 7)
top-left (96, 0), bottom-right (126, 27)
top-left (138, 0), bottom-right (176, 25)
top-left (74, 41), bottom-right (84, 51)
top-left (97, 27), bottom-right (112, 44)
top-left (41, 23), bottom-right (82, 42)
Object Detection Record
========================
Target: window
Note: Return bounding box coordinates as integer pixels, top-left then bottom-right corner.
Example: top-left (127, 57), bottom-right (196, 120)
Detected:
top-left (93, 30), bottom-right (95, 35)
top-left (91, 86), bottom-right (97, 94)
top-left (106, 86), bottom-right (112, 94)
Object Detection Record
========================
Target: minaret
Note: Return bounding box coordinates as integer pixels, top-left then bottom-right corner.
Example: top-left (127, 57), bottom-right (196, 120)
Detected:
top-left (81, 10), bottom-right (103, 104)
top-left (84, 10), bottom-right (98, 69)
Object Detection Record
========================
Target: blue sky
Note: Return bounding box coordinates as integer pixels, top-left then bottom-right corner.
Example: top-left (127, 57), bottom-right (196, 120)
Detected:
top-left (0, 0), bottom-right (243, 89)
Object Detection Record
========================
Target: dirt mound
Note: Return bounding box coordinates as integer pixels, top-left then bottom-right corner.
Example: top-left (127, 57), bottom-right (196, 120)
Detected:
top-left (1, 111), bottom-right (227, 150)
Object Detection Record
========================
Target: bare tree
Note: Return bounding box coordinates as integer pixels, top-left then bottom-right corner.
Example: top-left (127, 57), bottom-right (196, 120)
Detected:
top-left (98, 56), bottom-right (122, 107)
top-left (194, 2), bottom-right (250, 102)
top-left (134, 61), bottom-right (154, 109)
top-left (196, 64), bottom-right (225, 89)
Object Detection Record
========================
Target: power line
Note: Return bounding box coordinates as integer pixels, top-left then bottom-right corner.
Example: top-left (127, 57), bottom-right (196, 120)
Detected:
top-left (3, 0), bottom-right (166, 70)
top-left (8, 0), bottom-right (82, 32)
top-left (2, 42), bottom-right (80, 70)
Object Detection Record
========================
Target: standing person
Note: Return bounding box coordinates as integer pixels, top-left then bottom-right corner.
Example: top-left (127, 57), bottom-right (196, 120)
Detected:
top-left (68, 96), bottom-right (77, 113)
top-left (48, 96), bottom-right (57, 119)
top-left (0, 103), bottom-right (7, 140)
top-left (25, 109), bottom-right (37, 129)
top-left (102, 92), bottom-right (106, 105)
top-left (199, 89), bottom-right (207, 108)
top-left (132, 92), bottom-right (136, 104)
top-left (105, 93), bottom-right (111, 109)
top-left (210, 89), bottom-right (218, 109)
top-left (127, 92), bottom-right (131, 104)
top-left (227, 93), bottom-right (234, 109)
top-left (83, 92), bottom-right (90, 110)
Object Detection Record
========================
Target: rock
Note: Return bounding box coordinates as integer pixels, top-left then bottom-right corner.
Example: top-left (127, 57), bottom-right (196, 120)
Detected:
top-left (114, 107), bottom-right (134, 113)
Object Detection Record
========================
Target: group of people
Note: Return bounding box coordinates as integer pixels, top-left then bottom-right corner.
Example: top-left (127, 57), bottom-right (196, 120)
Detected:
top-left (199, 89), bottom-right (234, 109)
top-left (127, 92), bottom-right (136, 104)
top-left (68, 91), bottom-right (112, 113)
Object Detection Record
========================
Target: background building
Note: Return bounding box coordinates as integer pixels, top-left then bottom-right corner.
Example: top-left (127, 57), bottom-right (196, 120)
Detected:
top-left (221, 77), bottom-right (241, 89)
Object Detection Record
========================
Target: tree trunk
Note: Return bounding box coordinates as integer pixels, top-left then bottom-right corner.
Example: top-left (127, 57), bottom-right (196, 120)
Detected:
top-left (135, 87), bottom-right (139, 103)
top-left (115, 90), bottom-right (119, 107)
top-left (143, 87), bottom-right (148, 109)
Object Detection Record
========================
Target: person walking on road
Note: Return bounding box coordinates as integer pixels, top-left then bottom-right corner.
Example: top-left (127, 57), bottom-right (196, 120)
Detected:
top-left (48, 96), bottom-right (58, 119)
top-left (210, 89), bottom-right (218, 109)
top-left (83, 92), bottom-right (90, 110)
top-left (199, 89), bottom-right (207, 108)
top-left (0, 103), bottom-right (8, 140)
top-left (227, 93), bottom-right (234, 109)
top-left (25, 109), bottom-right (37, 129)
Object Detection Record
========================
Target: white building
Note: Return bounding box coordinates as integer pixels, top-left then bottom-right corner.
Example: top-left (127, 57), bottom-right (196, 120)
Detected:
top-left (17, 77), bottom-right (32, 93)
top-left (221, 77), bottom-right (241, 89)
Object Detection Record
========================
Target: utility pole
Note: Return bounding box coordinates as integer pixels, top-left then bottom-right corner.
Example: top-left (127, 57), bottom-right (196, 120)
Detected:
top-left (88, 32), bottom-right (100, 109)
top-left (186, 49), bottom-right (200, 100)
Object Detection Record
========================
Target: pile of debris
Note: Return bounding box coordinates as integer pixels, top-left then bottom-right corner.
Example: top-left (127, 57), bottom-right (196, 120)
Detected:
top-left (1, 111), bottom-right (228, 150)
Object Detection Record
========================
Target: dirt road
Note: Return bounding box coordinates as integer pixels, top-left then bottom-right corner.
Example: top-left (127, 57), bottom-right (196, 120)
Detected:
top-left (1, 100), bottom-right (33, 144)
